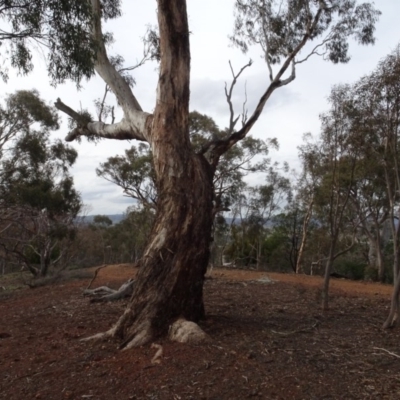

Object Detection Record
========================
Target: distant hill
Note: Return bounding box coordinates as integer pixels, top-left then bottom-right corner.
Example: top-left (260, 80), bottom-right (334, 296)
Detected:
top-left (81, 214), bottom-right (125, 225)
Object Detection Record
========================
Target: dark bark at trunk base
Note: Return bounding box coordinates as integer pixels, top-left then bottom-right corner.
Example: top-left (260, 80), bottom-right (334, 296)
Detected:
top-left (100, 155), bottom-right (214, 348)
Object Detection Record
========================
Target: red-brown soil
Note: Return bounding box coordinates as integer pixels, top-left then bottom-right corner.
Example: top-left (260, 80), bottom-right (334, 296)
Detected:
top-left (1, 265), bottom-right (400, 399)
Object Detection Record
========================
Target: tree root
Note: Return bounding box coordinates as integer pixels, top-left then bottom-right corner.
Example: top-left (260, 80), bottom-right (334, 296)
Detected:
top-left (81, 314), bottom-right (210, 350)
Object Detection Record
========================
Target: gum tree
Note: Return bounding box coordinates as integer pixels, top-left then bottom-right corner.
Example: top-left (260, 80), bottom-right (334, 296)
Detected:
top-left (1, 0), bottom-right (380, 346)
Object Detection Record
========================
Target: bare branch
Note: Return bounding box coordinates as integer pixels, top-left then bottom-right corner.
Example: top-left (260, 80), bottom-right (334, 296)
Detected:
top-left (224, 60), bottom-right (253, 134)
top-left (200, 3), bottom-right (326, 167)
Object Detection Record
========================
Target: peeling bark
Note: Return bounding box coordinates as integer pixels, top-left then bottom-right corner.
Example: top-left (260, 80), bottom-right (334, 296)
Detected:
top-left (80, 0), bottom-right (214, 347)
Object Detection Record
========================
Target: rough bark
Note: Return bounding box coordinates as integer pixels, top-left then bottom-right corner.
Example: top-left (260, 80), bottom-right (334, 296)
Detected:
top-left (82, 0), bottom-right (214, 348)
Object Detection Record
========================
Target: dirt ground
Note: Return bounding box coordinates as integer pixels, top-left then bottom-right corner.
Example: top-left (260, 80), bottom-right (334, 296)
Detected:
top-left (1, 264), bottom-right (400, 400)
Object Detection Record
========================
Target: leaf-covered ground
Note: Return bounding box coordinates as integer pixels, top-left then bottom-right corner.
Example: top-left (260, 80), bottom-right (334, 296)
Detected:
top-left (0, 265), bottom-right (399, 399)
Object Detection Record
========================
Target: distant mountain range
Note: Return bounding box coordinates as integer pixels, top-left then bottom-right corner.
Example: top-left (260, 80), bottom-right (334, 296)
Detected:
top-left (81, 215), bottom-right (270, 226)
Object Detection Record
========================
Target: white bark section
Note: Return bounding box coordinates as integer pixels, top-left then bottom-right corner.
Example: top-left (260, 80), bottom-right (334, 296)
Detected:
top-left (125, 109), bottom-right (152, 140)
top-left (56, 97), bottom-right (152, 143)
top-left (91, 0), bottom-right (142, 113)
top-left (144, 228), bottom-right (167, 257)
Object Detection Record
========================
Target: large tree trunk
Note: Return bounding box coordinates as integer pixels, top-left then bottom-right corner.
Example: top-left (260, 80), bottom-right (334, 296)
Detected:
top-left (89, 0), bottom-right (214, 348)
top-left (111, 155), bottom-right (213, 348)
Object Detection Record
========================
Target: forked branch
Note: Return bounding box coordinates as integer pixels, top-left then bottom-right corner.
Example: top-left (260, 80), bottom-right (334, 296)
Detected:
top-left (54, 98), bottom-right (151, 142)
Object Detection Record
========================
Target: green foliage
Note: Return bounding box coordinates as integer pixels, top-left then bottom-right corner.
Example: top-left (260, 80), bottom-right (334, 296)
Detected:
top-left (0, 90), bottom-right (81, 276)
top-left (92, 215), bottom-right (113, 228)
top-left (0, 90), bottom-right (59, 156)
top-left (232, 0), bottom-right (380, 64)
top-left (72, 206), bottom-right (155, 267)
top-left (334, 259), bottom-right (365, 280)
top-left (0, 0), bottom-right (121, 84)
top-left (0, 131), bottom-right (81, 216)
top-left (97, 111), bottom-right (274, 213)
top-left (96, 143), bottom-right (156, 208)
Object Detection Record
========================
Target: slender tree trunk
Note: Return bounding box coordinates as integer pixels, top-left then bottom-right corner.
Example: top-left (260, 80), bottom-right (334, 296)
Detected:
top-left (383, 273), bottom-right (400, 328)
top-left (39, 245), bottom-right (50, 277)
top-left (321, 237), bottom-right (337, 311)
top-left (296, 197), bottom-right (313, 274)
top-left (376, 238), bottom-right (385, 282)
top-left (95, 0), bottom-right (214, 348)
top-left (367, 235), bottom-right (385, 282)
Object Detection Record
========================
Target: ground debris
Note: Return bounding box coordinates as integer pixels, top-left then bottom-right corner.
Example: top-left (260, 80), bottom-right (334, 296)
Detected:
top-left (0, 265), bottom-right (399, 400)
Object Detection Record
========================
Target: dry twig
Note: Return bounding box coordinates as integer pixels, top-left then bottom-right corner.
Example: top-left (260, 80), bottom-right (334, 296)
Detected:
top-left (86, 264), bottom-right (109, 290)
top-left (271, 321), bottom-right (319, 337)
top-left (372, 347), bottom-right (400, 359)
top-left (151, 343), bottom-right (163, 364)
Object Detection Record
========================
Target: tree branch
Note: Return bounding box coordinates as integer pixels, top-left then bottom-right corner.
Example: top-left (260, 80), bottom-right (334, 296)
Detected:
top-left (55, 98), bottom-right (151, 142)
top-left (201, 3), bottom-right (325, 167)
top-left (91, 0), bottom-right (142, 111)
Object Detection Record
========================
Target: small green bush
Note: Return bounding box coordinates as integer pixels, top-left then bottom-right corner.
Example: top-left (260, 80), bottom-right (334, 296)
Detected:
top-left (334, 260), bottom-right (365, 280)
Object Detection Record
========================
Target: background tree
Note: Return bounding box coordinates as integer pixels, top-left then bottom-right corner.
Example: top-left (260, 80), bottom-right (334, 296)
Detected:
top-left (0, 92), bottom-right (81, 277)
top-left (2, 0), bottom-right (380, 345)
top-left (0, 90), bottom-right (59, 157)
top-left (96, 111), bottom-right (276, 217)
top-left (346, 47), bottom-right (400, 327)
top-left (311, 85), bottom-right (362, 309)
top-left (225, 165), bottom-right (291, 269)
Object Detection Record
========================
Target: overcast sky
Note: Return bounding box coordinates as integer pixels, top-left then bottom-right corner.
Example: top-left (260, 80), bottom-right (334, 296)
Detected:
top-left (4, 1), bottom-right (400, 215)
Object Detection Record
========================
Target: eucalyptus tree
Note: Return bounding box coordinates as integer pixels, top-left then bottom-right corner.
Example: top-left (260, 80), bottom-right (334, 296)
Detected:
top-left (0, 96), bottom-right (81, 277)
top-left (295, 135), bottom-right (320, 274)
top-left (339, 46), bottom-right (400, 325)
top-left (225, 164), bottom-right (291, 269)
top-left (312, 85), bottom-right (363, 310)
top-left (0, 89), bottom-right (81, 277)
top-left (346, 77), bottom-right (390, 282)
top-left (0, 90), bottom-right (59, 157)
top-left (361, 47), bottom-right (400, 328)
top-left (1, 0), bottom-right (380, 346)
top-left (247, 166), bottom-right (291, 268)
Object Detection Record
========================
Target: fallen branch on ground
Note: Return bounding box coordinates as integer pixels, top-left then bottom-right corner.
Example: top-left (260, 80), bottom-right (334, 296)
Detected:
top-left (83, 278), bottom-right (135, 302)
top-left (271, 320), bottom-right (319, 337)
